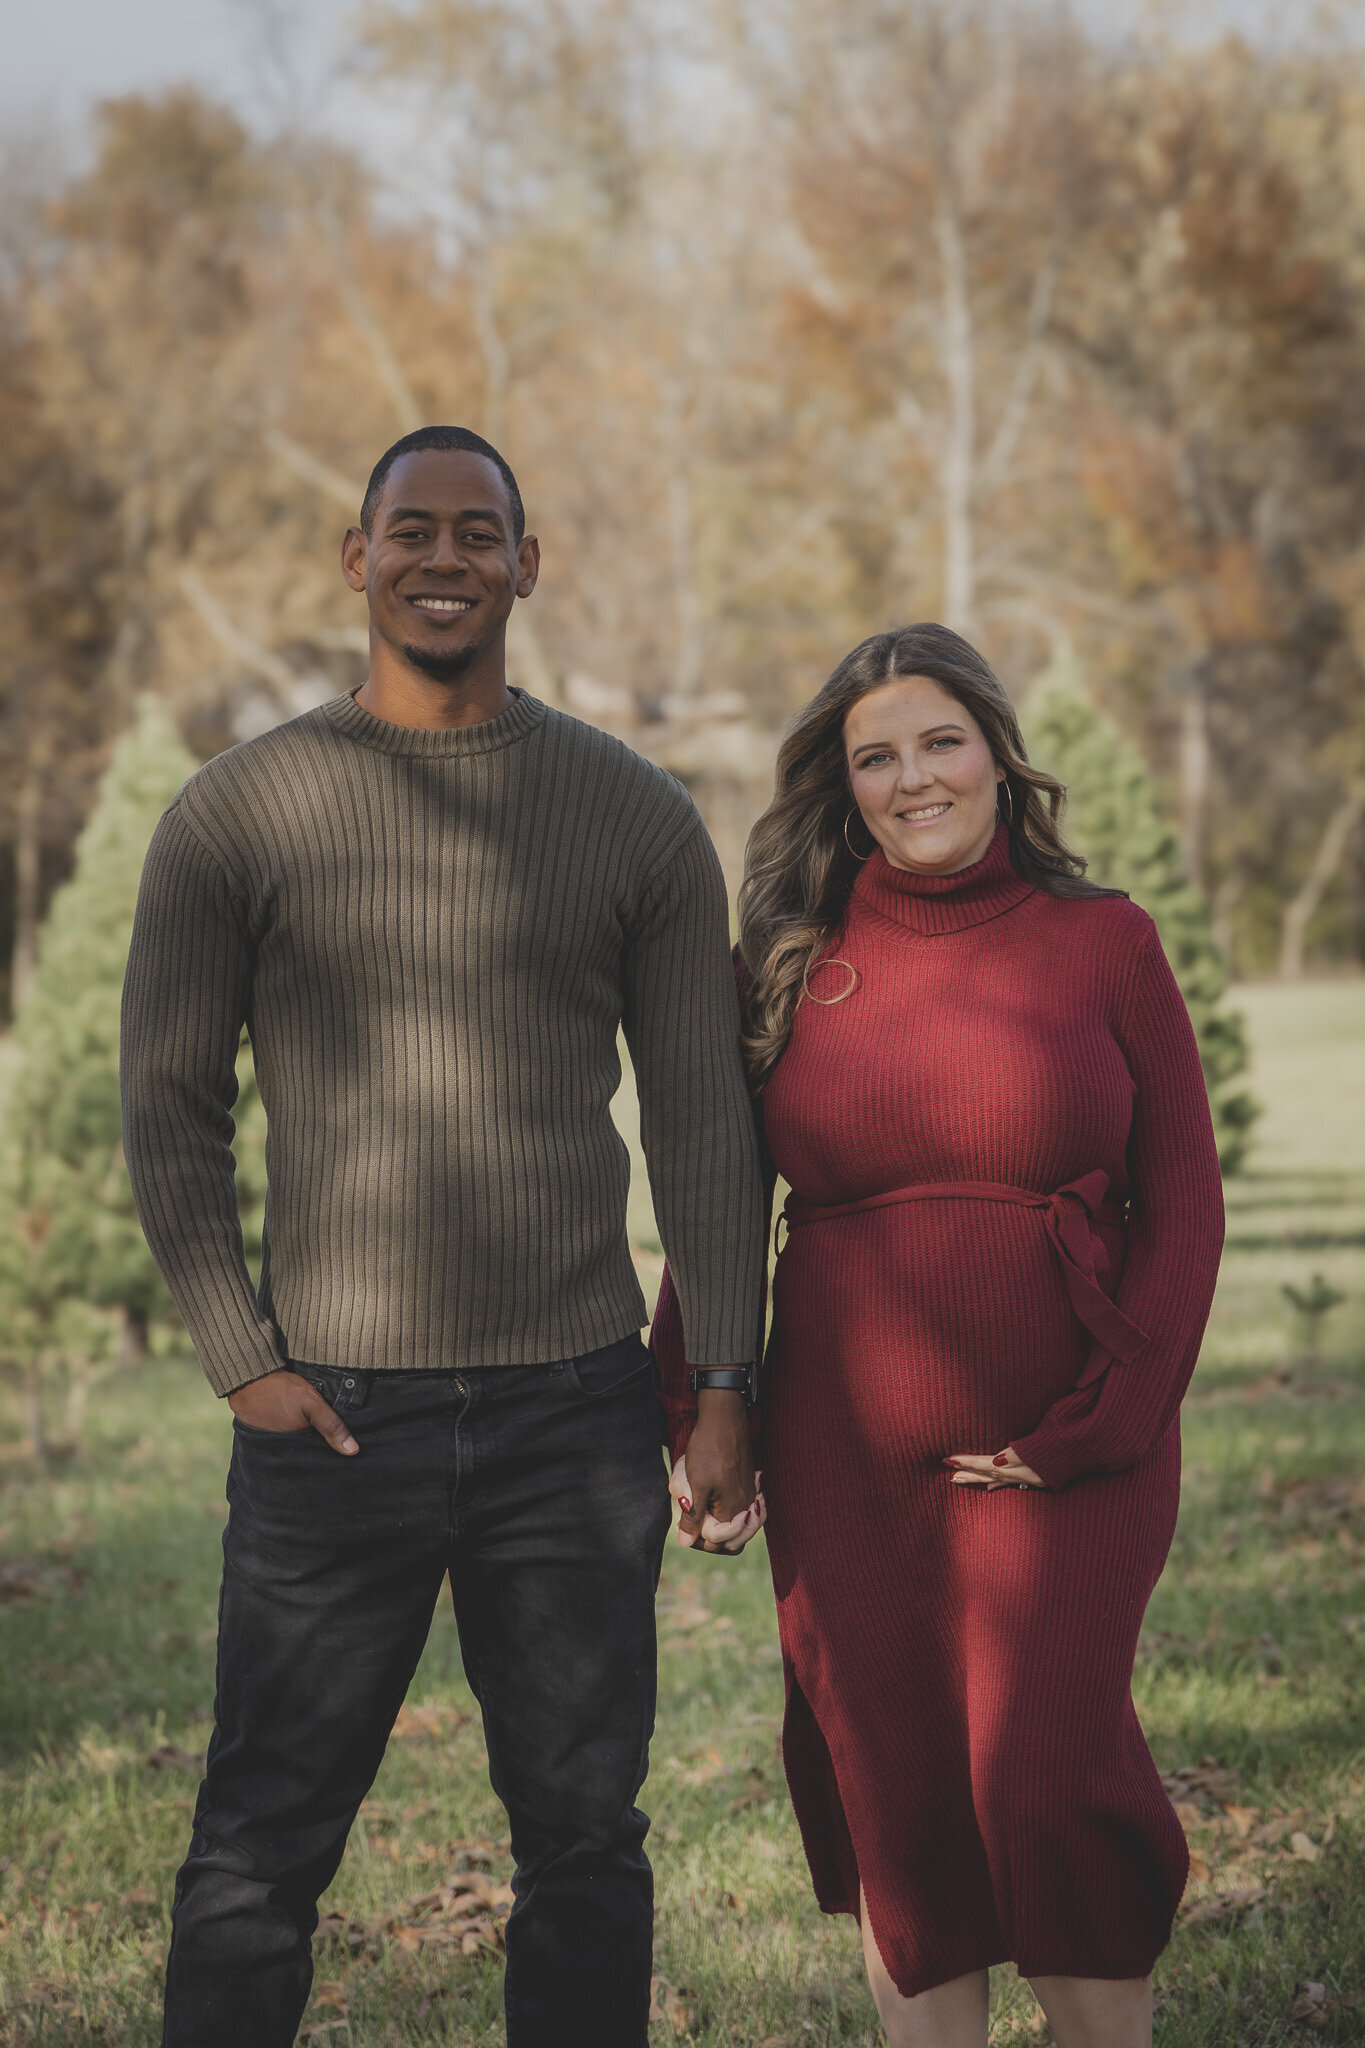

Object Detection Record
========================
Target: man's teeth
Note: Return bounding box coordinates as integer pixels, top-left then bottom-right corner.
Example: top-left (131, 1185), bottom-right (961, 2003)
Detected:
top-left (412, 597), bottom-right (473, 612)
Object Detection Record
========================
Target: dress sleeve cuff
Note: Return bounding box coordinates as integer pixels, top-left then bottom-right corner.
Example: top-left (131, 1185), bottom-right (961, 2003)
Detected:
top-left (1008, 1419), bottom-right (1106, 1493)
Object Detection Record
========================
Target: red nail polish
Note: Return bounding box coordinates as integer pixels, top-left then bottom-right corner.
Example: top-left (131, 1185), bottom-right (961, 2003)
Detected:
top-left (992, 1453), bottom-right (1011, 1467)
top-left (679, 1497), bottom-right (692, 1513)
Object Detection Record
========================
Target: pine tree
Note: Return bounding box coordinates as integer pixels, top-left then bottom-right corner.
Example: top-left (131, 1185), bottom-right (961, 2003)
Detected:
top-left (0, 701), bottom-right (204, 1445)
top-left (1024, 657), bottom-right (1259, 1175)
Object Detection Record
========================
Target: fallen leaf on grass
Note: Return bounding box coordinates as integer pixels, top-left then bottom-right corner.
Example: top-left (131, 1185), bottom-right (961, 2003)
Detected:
top-left (1223, 1804), bottom-right (1259, 1838)
top-left (314, 1910), bottom-right (370, 1955)
top-left (146, 1744), bottom-right (199, 1772)
top-left (1288, 1983), bottom-right (1332, 2028)
top-left (310, 1981), bottom-right (349, 2015)
top-left (1179, 1886), bottom-right (1267, 1927)
top-left (1290, 1830), bottom-right (1319, 1862)
top-left (78, 1743), bottom-right (123, 1774)
top-left (1161, 1758), bottom-right (1242, 1807)
top-left (731, 1766), bottom-right (771, 1813)
top-left (1187, 1852), bottom-right (1211, 1884)
top-left (671, 1746), bottom-right (729, 1786)
top-left (392, 1703), bottom-right (465, 1741)
top-left (648, 1973), bottom-right (692, 2034)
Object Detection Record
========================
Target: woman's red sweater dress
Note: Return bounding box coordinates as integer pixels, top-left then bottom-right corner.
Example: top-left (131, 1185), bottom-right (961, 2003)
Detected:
top-left (652, 825), bottom-right (1225, 1995)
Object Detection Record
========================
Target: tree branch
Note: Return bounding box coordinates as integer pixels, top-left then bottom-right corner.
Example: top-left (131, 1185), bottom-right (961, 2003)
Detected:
top-left (177, 568), bottom-right (300, 703)
top-left (1279, 779), bottom-right (1365, 980)
top-left (264, 429), bottom-right (364, 516)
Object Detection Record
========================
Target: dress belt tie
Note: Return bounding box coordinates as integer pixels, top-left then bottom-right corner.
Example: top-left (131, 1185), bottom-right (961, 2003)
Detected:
top-left (780, 1170), bottom-right (1147, 1384)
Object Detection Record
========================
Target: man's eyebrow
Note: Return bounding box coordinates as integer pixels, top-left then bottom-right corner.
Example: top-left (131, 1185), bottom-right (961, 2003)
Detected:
top-left (382, 505), bottom-right (508, 526)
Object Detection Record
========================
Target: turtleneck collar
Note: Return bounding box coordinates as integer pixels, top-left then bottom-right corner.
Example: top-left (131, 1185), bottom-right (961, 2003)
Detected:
top-left (851, 821), bottom-right (1036, 936)
top-left (322, 686), bottom-right (547, 759)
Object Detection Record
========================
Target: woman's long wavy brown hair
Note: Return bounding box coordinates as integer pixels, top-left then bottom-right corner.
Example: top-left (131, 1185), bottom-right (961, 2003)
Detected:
top-left (738, 623), bottom-right (1104, 1086)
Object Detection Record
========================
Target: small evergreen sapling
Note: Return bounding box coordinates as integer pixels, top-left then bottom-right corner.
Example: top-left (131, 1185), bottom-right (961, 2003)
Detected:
top-left (1025, 660), bottom-right (1259, 1175)
top-left (0, 701), bottom-right (202, 1447)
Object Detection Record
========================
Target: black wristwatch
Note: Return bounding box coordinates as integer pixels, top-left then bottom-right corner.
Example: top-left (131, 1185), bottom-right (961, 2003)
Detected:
top-left (688, 1363), bottom-right (758, 1405)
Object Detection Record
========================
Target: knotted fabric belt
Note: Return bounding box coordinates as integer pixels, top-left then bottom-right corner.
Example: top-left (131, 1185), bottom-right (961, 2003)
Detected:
top-left (780, 1170), bottom-right (1147, 1385)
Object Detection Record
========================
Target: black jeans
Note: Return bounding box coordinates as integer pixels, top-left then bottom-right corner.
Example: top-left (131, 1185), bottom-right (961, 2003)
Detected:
top-left (162, 1335), bottom-right (671, 2048)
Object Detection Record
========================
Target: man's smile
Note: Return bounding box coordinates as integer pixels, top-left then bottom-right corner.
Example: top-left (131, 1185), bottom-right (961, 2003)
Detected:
top-left (408, 595), bottom-right (475, 615)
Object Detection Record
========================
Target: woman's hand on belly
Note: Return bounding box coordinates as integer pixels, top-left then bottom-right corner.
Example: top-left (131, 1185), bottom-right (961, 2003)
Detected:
top-left (945, 1445), bottom-right (1047, 1492)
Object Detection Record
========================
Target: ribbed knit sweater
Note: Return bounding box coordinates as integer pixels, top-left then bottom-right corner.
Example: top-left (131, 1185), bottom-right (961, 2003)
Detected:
top-left (121, 689), bottom-right (764, 1396)
top-left (653, 825), bottom-right (1225, 1993)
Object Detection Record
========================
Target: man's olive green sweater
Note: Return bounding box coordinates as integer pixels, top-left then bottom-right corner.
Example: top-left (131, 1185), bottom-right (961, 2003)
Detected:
top-left (121, 688), bottom-right (764, 1396)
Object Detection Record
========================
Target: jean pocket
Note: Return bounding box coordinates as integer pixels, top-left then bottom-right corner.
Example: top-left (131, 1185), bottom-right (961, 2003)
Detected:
top-left (231, 1414), bottom-right (314, 1438)
top-left (563, 1335), bottom-right (655, 1400)
top-left (288, 1362), bottom-right (370, 1412)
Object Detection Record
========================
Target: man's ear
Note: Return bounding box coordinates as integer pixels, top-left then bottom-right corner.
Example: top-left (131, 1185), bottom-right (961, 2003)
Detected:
top-left (515, 532), bottom-right (541, 600)
top-left (341, 525), bottom-right (368, 593)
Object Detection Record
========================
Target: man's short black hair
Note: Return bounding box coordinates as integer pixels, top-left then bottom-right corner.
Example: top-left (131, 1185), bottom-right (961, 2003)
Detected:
top-left (360, 426), bottom-right (525, 543)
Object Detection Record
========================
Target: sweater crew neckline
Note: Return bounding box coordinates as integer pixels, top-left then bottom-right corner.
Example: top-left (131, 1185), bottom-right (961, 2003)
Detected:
top-left (853, 822), bottom-right (1036, 935)
top-left (322, 686), bottom-right (548, 759)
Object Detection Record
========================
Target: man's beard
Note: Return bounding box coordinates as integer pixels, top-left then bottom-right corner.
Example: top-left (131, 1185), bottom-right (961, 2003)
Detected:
top-left (401, 640), bottom-right (484, 683)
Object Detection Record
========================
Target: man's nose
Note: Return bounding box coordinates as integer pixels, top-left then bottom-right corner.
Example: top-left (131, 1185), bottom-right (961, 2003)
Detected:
top-left (424, 528), bottom-right (468, 571)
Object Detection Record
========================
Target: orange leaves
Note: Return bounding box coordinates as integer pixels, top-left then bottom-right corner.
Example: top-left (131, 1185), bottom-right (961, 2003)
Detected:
top-left (1161, 1757), bottom-right (1243, 1807)
top-left (648, 1972), bottom-right (693, 2035)
top-left (145, 1743), bottom-right (199, 1772)
top-left (390, 1702), bottom-right (465, 1742)
top-left (1166, 1755), bottom-right (1342, 1929)
top-left (314, 1839), bottom-right (514, 1971)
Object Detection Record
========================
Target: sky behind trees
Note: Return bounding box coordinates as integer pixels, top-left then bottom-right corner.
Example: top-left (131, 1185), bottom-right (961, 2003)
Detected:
top-left (2, 0), bottom-right (1308, 142)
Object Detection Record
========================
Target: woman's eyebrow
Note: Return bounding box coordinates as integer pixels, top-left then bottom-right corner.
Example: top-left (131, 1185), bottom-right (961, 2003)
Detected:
top-left (850, 722), bottom-right (966, 759)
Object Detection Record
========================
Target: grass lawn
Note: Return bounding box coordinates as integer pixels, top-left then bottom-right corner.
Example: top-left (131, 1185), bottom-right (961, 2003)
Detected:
top-left (0, 982), bottom-right (1362, 2044)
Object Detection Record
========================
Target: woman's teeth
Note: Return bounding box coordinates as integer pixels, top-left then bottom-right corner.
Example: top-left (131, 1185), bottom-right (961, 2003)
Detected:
top-left (901, 802), bottom-right (951, 822)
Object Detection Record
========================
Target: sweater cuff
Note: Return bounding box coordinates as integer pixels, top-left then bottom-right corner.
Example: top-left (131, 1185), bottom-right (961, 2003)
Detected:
top-left (662, 1397), bottom-right (696, 1467)
top-left (1010, 1418), bottom-right (1113, 1492)
top-left (198, 1326), bottom-right (290, 1397)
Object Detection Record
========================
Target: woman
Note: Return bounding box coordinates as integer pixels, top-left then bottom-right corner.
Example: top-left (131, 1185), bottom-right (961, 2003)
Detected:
top-left (652, 625), bottom-right (1224, 2048)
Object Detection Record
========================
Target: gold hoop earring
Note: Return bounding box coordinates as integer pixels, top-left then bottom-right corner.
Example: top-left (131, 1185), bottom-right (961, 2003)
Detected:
top-left (998, 778), bottom-right (1015, 828)
top-left (844, 808), bottom-right (873, 860)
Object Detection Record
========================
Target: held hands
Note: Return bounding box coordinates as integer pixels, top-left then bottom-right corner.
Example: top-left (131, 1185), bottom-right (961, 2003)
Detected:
top-left (227, 1370), bottom-right (359, 1455)
top-left (671, 1390), bottom-right (766, 1555)
top-left (945, 1445), bottom-right (1046, 1491)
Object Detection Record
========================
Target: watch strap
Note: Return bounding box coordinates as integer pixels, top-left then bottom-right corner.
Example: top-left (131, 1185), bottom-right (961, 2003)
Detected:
top-left (688, 1364), bottom-right (757, 1403)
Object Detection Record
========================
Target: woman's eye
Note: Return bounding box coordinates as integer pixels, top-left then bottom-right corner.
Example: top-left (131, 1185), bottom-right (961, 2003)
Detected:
top-left (927, 737), bottom-right (962, 750)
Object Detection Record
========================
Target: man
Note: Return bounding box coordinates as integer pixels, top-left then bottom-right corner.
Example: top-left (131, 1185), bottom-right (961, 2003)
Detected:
top-left (121, 425), bottom-right (766, 2048)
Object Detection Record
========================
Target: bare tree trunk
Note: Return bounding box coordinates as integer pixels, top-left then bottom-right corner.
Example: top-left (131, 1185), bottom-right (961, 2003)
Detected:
top-left (663, 383), bottom-right (703, 702)
top-left (23, 1361), bottom-right (45, 1462)
top-left (117, 1304), bottom-right (150, 1368)
top-left (63, 1354), bottom-right (94, 1447)
top-left (933, 183), bottom-right (975, 634)
top-left (472, 260), bottom-right (510, 449)
top-left (321, 210), bottom-right (423, 436)
top-left (11, 724), bottom-right (52, 1012)
top-left (1279, 779), bottom-right (1365, 980)
top-left (1178, 671), bottom-right (1210, 892)
top-left (1211, 870), bottom-right (1243, 974)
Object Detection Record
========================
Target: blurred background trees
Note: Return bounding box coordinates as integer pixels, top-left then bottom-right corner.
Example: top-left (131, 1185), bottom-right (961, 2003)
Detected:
top-left (1, 0), bottom-right (1363, 1417)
